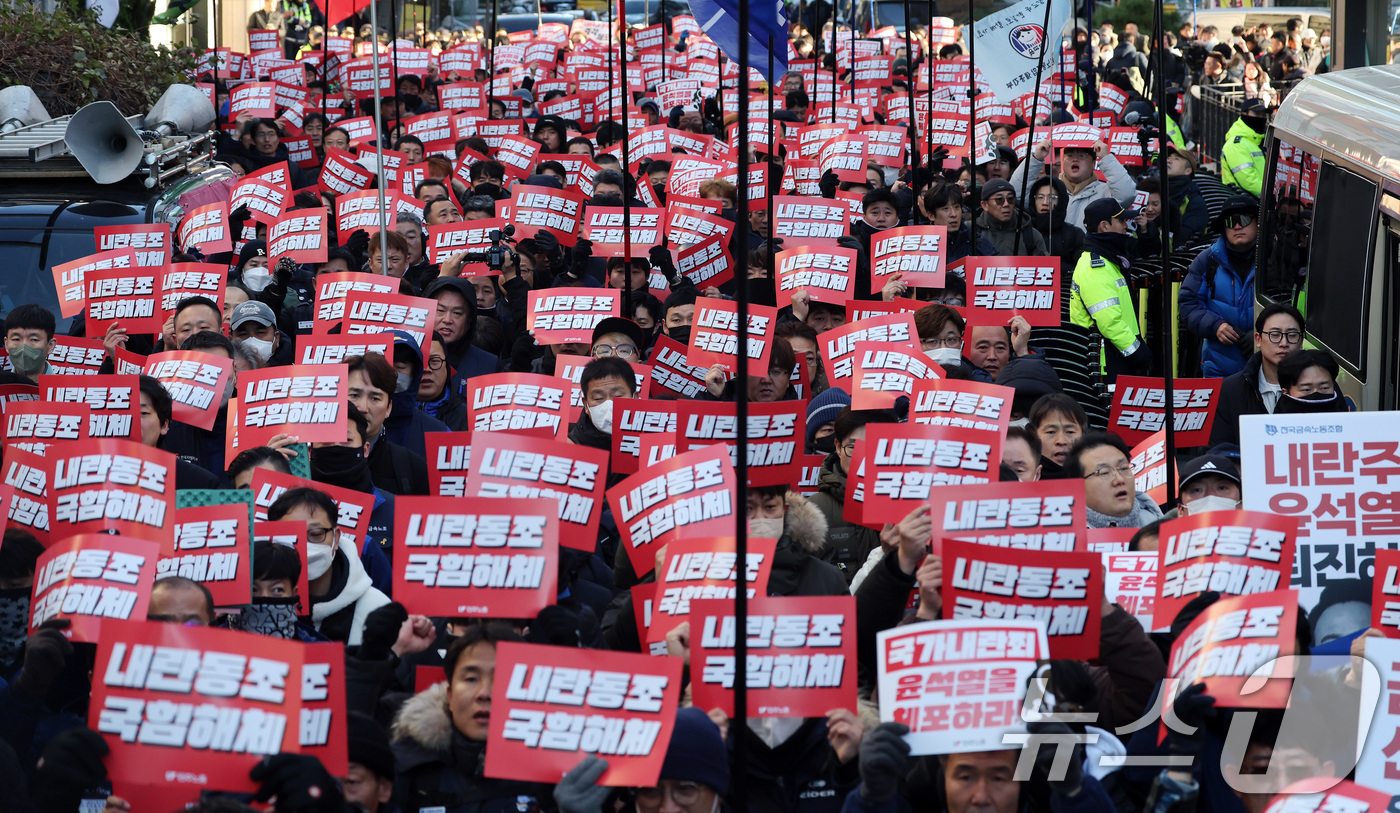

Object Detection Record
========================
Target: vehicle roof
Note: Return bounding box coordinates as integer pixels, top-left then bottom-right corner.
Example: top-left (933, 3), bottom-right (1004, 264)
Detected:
top-left (1187, 7), bottom-right (1330, 31)
top-left (1272, 64), bottom-right (1400, 181)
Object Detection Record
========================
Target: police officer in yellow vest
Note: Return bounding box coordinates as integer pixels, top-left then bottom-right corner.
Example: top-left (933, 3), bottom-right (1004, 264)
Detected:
top-left (1221, 97), bottom-right (1267, 197)
top-left (1072, 198), bottom-right (1154, 382)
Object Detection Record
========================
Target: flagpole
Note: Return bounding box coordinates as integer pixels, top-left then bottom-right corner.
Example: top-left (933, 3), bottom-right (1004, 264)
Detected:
top-left (903, 0), bottom-right (919, 223)
top-left (732, 0), bottom-right (752, 806)
top-left (620, 16), bottom-right (633, 323)
top-left (848, 2), bottom-right (855, 103)
top-left (768, 34), bottom-right (777, 276)
top-left (967, 8), bottom-right (978, 256)
top-left (1154, 0), bottom-right (1178, 505)
top-left (488, 0), bottom-right (497, 116)
top-left (1010, 0), bottom-right (1054, 257)
top-left (370, 0), bottom-right (391, 272)
top-left (925, 4), bottom-right (933, 161)
top-left (389, 0), bottom-right (400, 107)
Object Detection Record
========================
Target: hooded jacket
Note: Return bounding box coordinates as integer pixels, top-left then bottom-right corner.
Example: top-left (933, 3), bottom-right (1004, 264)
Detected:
top-left (1167, 174), bottom-right (1210, 243)
top-left (386, 331), bottom-right (451, 458)
top-left (390, 682), bottom-right (553, 813)
top-left (1221, 118), bottom-right (1266, 197)
top-left (311, 536), bottom-right (392, 646)
top-left (1180, 237), bottom-right (1257, 377)
top-left (1030, 176), bottom-right (1086, 276)
top-left (422, 277), bottom-right (501, 395)
top-left (368, 430), bottom-right (432, 496)
top-left (1010, 151), bottom-right (1137, 231)
top-left (974, 209), bottom-right (1049, 257)
top-left (807, 452), bottom-right (883, 584)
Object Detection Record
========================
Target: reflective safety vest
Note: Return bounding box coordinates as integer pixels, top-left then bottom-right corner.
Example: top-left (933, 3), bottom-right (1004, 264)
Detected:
top-left (1070, 251), bottom-right (1144, 361)
top-left (1220, 118), bottom-right (1265, 197)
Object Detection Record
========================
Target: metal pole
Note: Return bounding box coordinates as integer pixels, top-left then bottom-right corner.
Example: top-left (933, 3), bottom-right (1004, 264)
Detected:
top-left (487, 0), bottom-right (497, 115)
top-left (733, 0), bottom-right (752, 803)
top-left (390, 0), bottom-right (400, 107)
top-left (925, 3), bottom-right (933, 161)
top-left (903, 0), bottom-right (919, 223)
top-left (370, 0), bottom-right (391, 273)
top-left (967, 4), bottom-right (978, 252)
top-left (620, 16), bottom-right (633, 321)
top-left (1155, 0), bottom-right (1178, 505)
top-left (1010, 0), bottom-right (1053, 257)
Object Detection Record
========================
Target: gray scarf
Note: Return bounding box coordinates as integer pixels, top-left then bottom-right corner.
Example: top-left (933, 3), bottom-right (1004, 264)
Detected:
top-left (1086, 492), bottom-right (1163, 529)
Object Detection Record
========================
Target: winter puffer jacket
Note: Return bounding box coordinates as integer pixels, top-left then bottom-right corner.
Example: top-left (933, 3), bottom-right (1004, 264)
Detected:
top-left (974, 210), bottom-right (1049, 257)
top-left (311, 537), bottom-right (392, 646)
top-left (807, 453), bottom-right (883, 584)
top-left (1180, 237), bottom-right (1256, 378)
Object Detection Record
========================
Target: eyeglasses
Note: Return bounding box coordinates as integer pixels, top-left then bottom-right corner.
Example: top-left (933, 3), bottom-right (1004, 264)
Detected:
top-left (986, 194), bottom-right (1016, 207)
top-left (1033, 193), bottom-right (1059, 204)
top-left (1084, 463), bottom-right (1135, 482)
top-left (840, 441), bottom-right (859, 455)
top-left (636, 782), bottom-right (703, 807)
top-left (1262, 329), bottom-right (1302, 345)
top-left (1223, 214), bottom-right (1255, 229)
top-left (427, 356), bottom-right (447, 371)
top-left (594, 343), bottom-right (638, 359)
top-left (921, 336), bottom-right (963, 350)
top-left (306, 526), bottom-right (334, 544)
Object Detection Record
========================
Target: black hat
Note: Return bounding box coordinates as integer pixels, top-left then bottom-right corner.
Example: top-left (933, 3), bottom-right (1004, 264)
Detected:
top-left (1211, 194), bottom-right (1259, 232)
top-left (980, 178), bottom-right (1016, 202)
top-left (1177, 454), bottom-right (1241, 490)
top-left (347, 711), bottom-right (395, 780)
top-left (237, 240), bottom-right (268, 272)
top-left (1083, 198), bottom-right (1138, 229)
top-left (591, 316), bottom-right (645, 354)
top-left (1241, 97), bottom-right (1267, 116)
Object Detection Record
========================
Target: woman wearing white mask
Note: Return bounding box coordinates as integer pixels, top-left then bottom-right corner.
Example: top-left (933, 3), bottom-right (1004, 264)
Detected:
top-left (1176, 454), bottom-right (1243, 516)
top-left (266, 486), bottom-right (389, 646)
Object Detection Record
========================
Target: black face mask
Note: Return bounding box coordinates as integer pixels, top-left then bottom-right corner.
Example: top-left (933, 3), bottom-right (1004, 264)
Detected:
top-left (310, 445), bottom-right (374, 493)
top-left (1275, 390), bottom-right (1348, 414)
top-left (667, 325), bottom-right (692, 345)
top-left (231, 596), bottom-right (300, 639)
top-left (402, 93), bottom-right (421, 110)
top-left (0, 586), bottom-right (29, 668)
top-left (811, 434), bottom-right (837, 455)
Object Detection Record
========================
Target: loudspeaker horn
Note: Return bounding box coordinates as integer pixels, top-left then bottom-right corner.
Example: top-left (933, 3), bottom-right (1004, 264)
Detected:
top-left (0, 86), bottom-right (50, 133)
top-left (66, 101), bottom-right (145, 185)
top-left (145, 84), bottom-right (216, 136)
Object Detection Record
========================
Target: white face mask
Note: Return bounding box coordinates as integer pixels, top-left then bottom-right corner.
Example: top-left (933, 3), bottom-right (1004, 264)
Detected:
top-left (242, 335), bottom-right (274, 364)
top-left (746, 716), bottom-right (804, 749)
top-left (928, 346), bottom-right (963, 368)
top-left (587, 399), bottom-right (614, 434)
top-left (395, 372), bottom-right (413, 393)
top-left (1182, 495), bottom-right (1240, 516)
top-left (242, 267), bottom-right (273, 292)
top-left (1009, 417), bottom-right (1030, 429)
top-left (749, 517), bottom-right (785, 539)
top-left (306, 542), bottom-right (335, 580)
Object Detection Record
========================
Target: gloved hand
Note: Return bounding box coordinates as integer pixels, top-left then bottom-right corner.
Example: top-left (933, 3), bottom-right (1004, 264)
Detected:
top-left (275, 256), bottom-right (299, 285)
top-left (819, 169), bottom-right (839, 199)
top-left (342, 228), bottom-right (370, 262)
top-left (553, 754), bottom-right (611, 813)
top-left (535, 229), bottom-right (561, 259)
top-left (527, 605), bottom-right (582, 647)
top-left (33, 726), bottom-right (108, 813)
top-left (1125, 342), bottom-right (1153, 374)
top-left (1165, 682), bottom-right (1216, 761)
top-left (649, 245), bottom-right (680, 286)
top-left (1027, 720), bottom-right (1085, 796)
top-left (229, 204), bottom-right (252, 226)
top-left (15, 618), bottom-right (73, 701)
top-left (564, 238), bottom-right (593, 281)
top-left (358, 601), bottom-right (408, 661)
top-left (251, 753), bottom-right (345, 813)
top-left (858, 722), bottom-right (910, 802)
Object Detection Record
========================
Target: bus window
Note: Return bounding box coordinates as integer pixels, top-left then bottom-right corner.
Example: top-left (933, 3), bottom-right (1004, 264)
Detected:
top-left (1260, 140), bottom-right (1316, 302)
top-left (1306, 162), bottom-right (1378, 374)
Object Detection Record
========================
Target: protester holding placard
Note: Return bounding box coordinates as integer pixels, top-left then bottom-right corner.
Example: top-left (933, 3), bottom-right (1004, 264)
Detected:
top-left (347, 353), bottom-right (431, 496)
top-left (975, 179), bottom-right (1049, 257)
top-left (1066, 432), bottom-right (1165, 529)
top-left (1009, 136), bottom-right (1137, 231)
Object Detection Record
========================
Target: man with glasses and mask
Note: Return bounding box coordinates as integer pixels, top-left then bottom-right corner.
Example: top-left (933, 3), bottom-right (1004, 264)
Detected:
top-left (1181, 195), bottom-right (1260, 377)
top-left (1066, 432), bottom-right (1164, 529)
top-left (1210, 302), bottom-right (1306, 446)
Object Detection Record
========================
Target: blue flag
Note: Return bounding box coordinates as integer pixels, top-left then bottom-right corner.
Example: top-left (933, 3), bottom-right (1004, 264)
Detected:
top-left (690, 0), bottom-right (788, 83)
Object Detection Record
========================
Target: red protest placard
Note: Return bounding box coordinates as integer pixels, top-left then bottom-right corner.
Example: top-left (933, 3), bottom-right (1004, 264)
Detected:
top-left (647, 537), bottom-right (775, 646)
top-left (870, 226), bottom-right (947, 294)
top-left (928, 480), bottom-right (1088, 555)
top-left (2, 401), bottom-right (87, 453)
top-left (908, 378), bottom-right (1015, 436)
top-left (771, 196), bottom-right (849, 247)
top-left (313, 271), bottom-right (398, 330)
top-left (465, 372), bottom-right (572, 440)
top-left (319, 146), bottom-right (373, 196)
top-left (296, 334), bottom-right (394, 366)
top-left (344, 290), bottom-right (435, 350)
top-left (1373, 549), bottom-right (1400, 637)
top-left (426, 218), bottom-right (506, 267)
top-left (526, 289), bottom-right (621, 345)
top-left (510, 185), bottom-right (586, 246)
top-left (607, 444), bottom-right (737, 577)
top-left (230, 162), bottom-right (291, 225)
top-left (1264, 782), bottom-right (1392, 813)
top-left (1152, 510), bottom-right (1296, 632)
top-left (485, 642), bottom-right (682, 786)
top-left (31, 534), bottom-right (158, 641)
top-left (817, 134), bottom-right (869, 183)
top-left (40, 374), bottom-right (142, 441)
top-left (675, 401), bottom-right (804, 487)
top-left (85, 265), bottom-right (161, 336)
top-left (1164, 589), bottom-right (1297, 710)
top-left (466, 434), bottom-right (608, 551)
top-left (943, 540), bottom-right (1103, 660)
top-left (691, 595), bottom-right (857, 717)
top-left (231, 81), bottom-right (278, 118)
top-left (495, 134), bottom-right (542, 181)
top-left (5, 445), bottom-right (49, 543)
top-left (48, 440), bottom-right (175, 545)
top-left (687, 299), bottom-right (779, 376)
top-left (1108, 376), bottom-right (1224, 448)
top-left (393, 496), bottom-right (558, 618)
top-left (268, 210), bottom-right (328, 264)
top-left (299, 641), bottom-right (349, 777)
top-left (95, 224), bottom-right (172, 269)
top-left (646, 336), bottom-right (709, 400)
top-left (51, 248), bottom-right (138, 319)
top-left (664, 207), bottom-right (733, 249)
top-left (177, 202), bottom-right (233, 255)
top-left (160, 503), bottom-right (251, 607)
top-left (145, 351), bottom-right (233, 432)
top-left (250, 469), bottom-right (373, 557)
top-left (92, 619), bottom-right (306, 800)
top-left (426, 431), bottom-right (472, 497)
top-left (876, 618), bottom-right (1047, 755)
top-left (250, 519), bottom-right (309, 609)
top-left (775, 246), bottom-right (857, 306)
top-left (1129, 430), bottom-right (1175, 506)
top-left (820, 313), bottom-right (918, 385)
top-left (580, 207), bottom-right (666, 258)
top-left (962, 257), bottom-right (1062, 328)
top-left (850, 340), bottom-right (942, 410)
top-left (1104, 550), bottom-right (1160, 631)
top-left (334, 189), bottom-right (396, 234)
top-left (555, 354), bottom-right (652, 422)
top-left (160, 263), bottom-right (225, 318)
top-left (237, 364), bottom-right (348, 447)
top-left (611, 398), bottom-right (678, 475)
top-left (862, 423), bottom-right (1003, 519)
